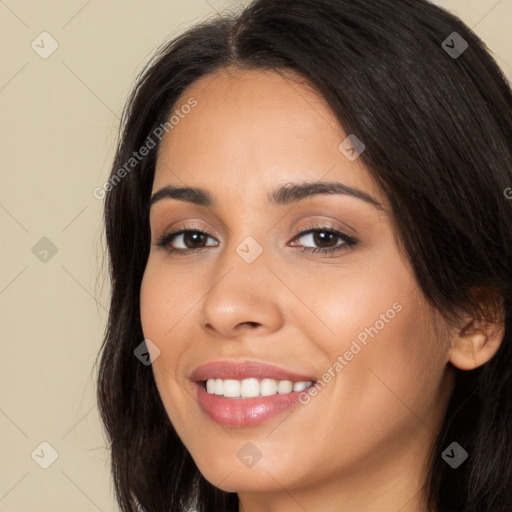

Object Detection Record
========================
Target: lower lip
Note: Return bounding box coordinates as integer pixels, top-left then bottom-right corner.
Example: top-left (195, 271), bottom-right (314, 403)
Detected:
top-left (193, 382), bottom-right (309, 427)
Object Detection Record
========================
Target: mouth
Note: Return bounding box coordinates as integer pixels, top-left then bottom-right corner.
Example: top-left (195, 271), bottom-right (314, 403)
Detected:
top-left (189, 360), bottom-right (318, 427)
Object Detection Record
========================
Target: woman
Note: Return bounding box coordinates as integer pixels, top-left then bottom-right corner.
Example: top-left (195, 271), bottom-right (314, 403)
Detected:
top-left (96, 0), bottom-right (512, 510)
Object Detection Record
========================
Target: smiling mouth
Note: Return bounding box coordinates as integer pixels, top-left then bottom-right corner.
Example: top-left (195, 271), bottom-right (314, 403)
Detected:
top-left (201, 377), bottom-right (315, 398)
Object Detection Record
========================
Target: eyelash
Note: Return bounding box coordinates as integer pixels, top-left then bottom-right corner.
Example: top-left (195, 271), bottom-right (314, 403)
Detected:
top-left (155, 224), bottom-right (358, 257)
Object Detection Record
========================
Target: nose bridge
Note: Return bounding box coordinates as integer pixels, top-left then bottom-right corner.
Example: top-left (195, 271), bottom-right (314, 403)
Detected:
top-left (216, 208), bottom-right (271, 274)
top-left (199, 230), bottom-right (284, 338)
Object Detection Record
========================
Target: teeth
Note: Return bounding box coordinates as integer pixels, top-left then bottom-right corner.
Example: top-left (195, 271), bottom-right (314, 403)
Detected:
top-left (206, 379), bottom-right (216, 394)
top-left (277, 380), bottom-right (293, 394)
top-left (293, 381), bottom-right (309, 392)
top-left (223, 379), bottom-right (240, 398)
top-left (260, 378), bottom-right (278, 396)
top-left (240, 378), bottom-right (260, 397)
top-left (214, 378), bottom-right (224, 395)
top-left (204, 378), bottom-right (314, 398)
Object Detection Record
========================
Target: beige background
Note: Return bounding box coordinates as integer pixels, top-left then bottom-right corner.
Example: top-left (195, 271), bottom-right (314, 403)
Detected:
top-left (0, 1), bottom-right (510, 510)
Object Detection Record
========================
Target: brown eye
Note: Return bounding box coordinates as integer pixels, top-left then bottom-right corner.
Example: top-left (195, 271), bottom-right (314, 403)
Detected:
top-left (156, 229), bottom-right (218, 254)
top-left (156, 226), bottom-right (358, 257)
top-left (290, 227), bottom-right (358, 255)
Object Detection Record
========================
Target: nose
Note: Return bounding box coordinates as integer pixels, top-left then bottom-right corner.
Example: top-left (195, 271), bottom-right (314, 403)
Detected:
top-left (199, 250), bottom-right (284, 340)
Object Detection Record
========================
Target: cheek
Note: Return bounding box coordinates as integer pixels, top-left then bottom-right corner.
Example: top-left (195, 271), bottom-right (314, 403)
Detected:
top-left (140, 265), bottom-right (194, 432)
top-left (140, 260), bottom-right (189, 342)
top-left (289, 245), bottom-right (417, 360)
top-left (326, 289), bottom-right (448, 446)
top-left (139, 263), bottom-right (186, 393)
top-left (291, 250), bottom-right (447, 435)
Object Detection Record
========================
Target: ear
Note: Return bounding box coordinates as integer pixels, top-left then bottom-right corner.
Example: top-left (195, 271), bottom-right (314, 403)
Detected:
top-left (449, 289), bottom-right (505, 371)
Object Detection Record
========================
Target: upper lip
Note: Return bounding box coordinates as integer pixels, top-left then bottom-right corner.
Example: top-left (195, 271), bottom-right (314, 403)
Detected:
top-left (189, 360), bottom-right (318, 383)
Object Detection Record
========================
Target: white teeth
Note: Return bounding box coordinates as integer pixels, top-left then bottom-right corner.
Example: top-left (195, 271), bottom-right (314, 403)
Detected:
top-left (293, 381), bottom-right (308, 392)
top-left (260, 378), bottom-right (278, 396)
top-left (240, 378), bottom-right (260, 397)
top-left (223, 379), bottom-right (240, 398)
top-left (204, 378), bottom-right (314, 398)
top-left (206, 379), bottom-right (216, 394)
top-left (277, 380), bottom-right (293, 394)
top-left (214, 378), bottom-right (223, 395)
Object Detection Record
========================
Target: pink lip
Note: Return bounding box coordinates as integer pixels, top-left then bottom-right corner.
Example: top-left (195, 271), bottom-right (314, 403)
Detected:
top-left (189, 360), bottom-right (318, 427)
top-left (193, 383), bottom-right (308, 427)
top-left (189, 360), bottom-right (317, 382)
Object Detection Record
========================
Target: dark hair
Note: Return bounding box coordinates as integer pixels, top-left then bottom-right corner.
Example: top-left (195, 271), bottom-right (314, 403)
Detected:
top-left (95, 0), bottom-right (512, 510)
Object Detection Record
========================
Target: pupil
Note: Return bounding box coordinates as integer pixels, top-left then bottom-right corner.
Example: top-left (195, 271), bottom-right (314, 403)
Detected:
top-left (186, 232), bottom-right (206, 248)
top-left (314, 231), bottom-right (336, 248)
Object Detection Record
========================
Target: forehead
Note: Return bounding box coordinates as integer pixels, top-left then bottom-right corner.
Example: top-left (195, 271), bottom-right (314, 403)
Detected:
top-left (153, 67), bottom-right (379, 201)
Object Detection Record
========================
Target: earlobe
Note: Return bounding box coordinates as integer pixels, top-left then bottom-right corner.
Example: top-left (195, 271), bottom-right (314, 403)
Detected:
top-left (449, 314), bottom-right (505, 371)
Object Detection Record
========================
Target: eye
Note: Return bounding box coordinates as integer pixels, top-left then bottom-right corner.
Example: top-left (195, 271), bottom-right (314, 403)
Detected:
top-left (155, 225), bottom-right (358, 256)
top-left (289, 225), bottom-right (358, 255)
top-left (156, 228), bottom-right (218, 255)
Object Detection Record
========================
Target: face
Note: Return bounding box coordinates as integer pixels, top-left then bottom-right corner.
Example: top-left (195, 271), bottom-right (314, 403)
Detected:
top-left (140, 67), bottom-right (454, 499)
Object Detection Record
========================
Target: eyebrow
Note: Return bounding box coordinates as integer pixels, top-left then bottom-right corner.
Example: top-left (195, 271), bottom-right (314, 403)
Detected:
top-left (149, 181), bottom-right (383, 210)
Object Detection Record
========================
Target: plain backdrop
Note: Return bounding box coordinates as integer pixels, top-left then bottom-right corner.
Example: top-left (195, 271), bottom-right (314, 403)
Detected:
top-left (1, 1), bottom-right (511, 510)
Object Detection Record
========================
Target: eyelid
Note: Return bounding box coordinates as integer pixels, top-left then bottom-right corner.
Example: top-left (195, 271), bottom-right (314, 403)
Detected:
top-left (156, 225), bottom-right (219, 247)
top-left (156, 220), bottom-right (352, 244)
top-left (157, 219), bottom-right (221, 240)
top-left (289, 220), bottom-right (355, 240)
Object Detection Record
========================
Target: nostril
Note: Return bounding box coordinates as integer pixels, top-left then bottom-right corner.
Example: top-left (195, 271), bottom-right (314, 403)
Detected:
top-left (237, 321), bottom-right (260, 330)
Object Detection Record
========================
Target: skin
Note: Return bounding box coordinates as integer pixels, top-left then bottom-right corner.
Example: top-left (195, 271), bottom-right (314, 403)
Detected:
top-left (139, 66), bottom-right (504, 512)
